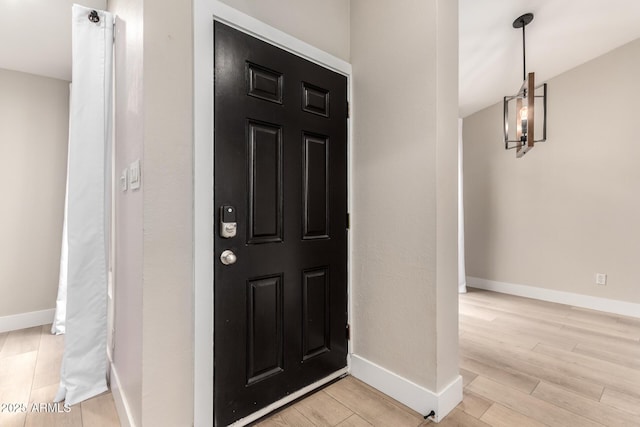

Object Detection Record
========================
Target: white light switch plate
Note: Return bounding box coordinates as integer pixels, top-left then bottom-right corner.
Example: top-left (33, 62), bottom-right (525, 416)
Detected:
top-left (129, 160), bottom-right (141, 190)
top-left (120, 168), bottom-right (128, 192)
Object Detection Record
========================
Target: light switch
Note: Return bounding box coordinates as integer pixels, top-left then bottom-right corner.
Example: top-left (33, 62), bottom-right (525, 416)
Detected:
top-left (129, 160), bottom-right (141, 190)
top-left (120, 168), bottom-right (128, 192)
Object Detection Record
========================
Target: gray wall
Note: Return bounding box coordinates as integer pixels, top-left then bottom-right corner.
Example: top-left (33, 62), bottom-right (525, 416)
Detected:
top-left (464, 38), bottom-right (640, 304)
top-left (0, 69), bottom-right (69, 318)
top-left (350, 0), bottom-right (459, 392)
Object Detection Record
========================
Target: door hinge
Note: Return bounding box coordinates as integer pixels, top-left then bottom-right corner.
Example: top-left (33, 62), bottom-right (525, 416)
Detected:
top-left (347, 101), bottom-right (350, 119)
top-left (346, 213), bottom-right (350, 230)
top-left (346, 323), bottom-right (351, 340)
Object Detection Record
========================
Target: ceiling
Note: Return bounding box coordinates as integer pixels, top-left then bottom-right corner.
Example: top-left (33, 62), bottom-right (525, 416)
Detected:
top-left (0, 0), bottom-right (106, 81)
top-left (459, 0), bottom-right (640, 117)
top-left (2, 0), bottom-right (640, 114)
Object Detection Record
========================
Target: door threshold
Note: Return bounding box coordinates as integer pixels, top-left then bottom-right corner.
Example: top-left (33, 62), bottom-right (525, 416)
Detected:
top-left (229, 367), bottom-right (349, 427)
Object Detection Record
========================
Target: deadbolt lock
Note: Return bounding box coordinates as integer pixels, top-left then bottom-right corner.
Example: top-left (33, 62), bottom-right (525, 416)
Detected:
top-left (220, 205), bottom-right (237, 238)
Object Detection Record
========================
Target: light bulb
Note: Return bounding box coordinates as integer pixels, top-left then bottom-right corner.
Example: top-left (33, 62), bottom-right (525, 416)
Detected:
top-left (519, 105), bottom-right (528, 140)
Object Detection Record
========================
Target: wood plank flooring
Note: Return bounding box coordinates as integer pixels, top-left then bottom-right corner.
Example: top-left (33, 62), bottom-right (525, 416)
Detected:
top-left (454, 288), bottom-right (640, 427)
top-left (2, 290), bottom-right (639, 426)
top-left (260, 289), bottom-right (640, 426)
top-left (0, 325), bottom-right (120, 427)
top-left (256, 376), bottom-right (429, 427)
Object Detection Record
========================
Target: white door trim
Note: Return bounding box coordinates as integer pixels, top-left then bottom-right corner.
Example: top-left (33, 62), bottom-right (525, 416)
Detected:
top-left (193, 2), bottom-right (352, 426)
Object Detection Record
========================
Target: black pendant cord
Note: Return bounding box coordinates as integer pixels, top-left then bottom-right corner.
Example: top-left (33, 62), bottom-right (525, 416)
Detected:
top-left (513, 13), bottom-right (534, 82)
top-left (522, 23), bottom-right (527, 81)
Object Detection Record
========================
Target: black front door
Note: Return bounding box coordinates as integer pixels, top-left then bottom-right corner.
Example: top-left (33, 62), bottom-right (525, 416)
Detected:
top-left (213, 22), bottom-right (348, 426)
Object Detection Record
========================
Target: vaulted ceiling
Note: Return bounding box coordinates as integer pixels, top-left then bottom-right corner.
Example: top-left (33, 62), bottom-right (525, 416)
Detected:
top-left (2, 0), bottom-right (640, 117)
top-left (459, 0), bottom-right (640, 117)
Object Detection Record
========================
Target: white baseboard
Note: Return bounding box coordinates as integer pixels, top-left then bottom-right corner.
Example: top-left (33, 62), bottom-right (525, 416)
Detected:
top-left (110, 362), bottom-right (137, 427)
top-left (467, 276), bottom-right (640, 319)
top-left (0, 308), bottom-right (55, 333)
top-left (350, 354), bottom-right (462, 423)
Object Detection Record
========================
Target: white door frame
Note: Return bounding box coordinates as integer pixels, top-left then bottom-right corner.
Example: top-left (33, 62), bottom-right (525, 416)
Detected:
top-left (193, 2), bottom-right (353, 425)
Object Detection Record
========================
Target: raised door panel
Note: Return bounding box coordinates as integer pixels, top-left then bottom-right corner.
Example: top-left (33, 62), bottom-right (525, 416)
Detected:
top-left (248, 120), bottom-right (283, 244)
top-left (303, 133), bottom-right (329, 240)
top-left (247, 274), bottom-right (284, 385)
top-left (302, 267), bottom-right (330, 360)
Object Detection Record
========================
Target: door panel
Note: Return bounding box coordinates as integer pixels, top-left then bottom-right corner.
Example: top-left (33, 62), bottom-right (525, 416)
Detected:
top-left (246, 274), bottom-right (283, 385)
top-left (214, 22), bottom-right (348, 426)
top-left (248, 120), bottom-right (283, 243)
top-left (303, 133), bottom-right (330, 239)
top-left (302, 267), bottom-right (330, 360)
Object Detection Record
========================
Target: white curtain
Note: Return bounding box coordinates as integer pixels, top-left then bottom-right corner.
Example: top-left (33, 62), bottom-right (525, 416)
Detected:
top-left (458, 118), bottom-right (467, 294)
top-left (54, 4), bottom-right (114, 406)
top-left (52, 85), bottom-right (72, 336)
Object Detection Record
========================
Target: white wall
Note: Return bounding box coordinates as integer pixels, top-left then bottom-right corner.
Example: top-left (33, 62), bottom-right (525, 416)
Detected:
top-left (434, 0), bottom-right (461, 393)
top-left (109, 0), bottom-right (194, 425)
top-left (219, 0), bottom-right (350, 62)
top-left (108, 0), bottom-right (144, 425)
top-left (0, 69), bottom-right (69, 318)
top-left (141, 0), bottom-right (194, 425)
top-left (350, 0), bottom-right (459, 394)
top-left (464, 38), bottom-right (640, 305)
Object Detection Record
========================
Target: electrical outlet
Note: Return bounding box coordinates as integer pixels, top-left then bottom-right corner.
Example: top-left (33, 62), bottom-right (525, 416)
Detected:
top-left (595, 273), bottom-right (607, 286)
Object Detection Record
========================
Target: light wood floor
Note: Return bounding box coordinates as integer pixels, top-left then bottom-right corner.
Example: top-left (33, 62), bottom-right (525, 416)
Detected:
top-left (255, 375), bottom-right (431, 427)
top-left (0, 324), bottom-right (120, 427)
top-left (452, 288), bottom-right (640, 427)
top-left (260, 289), bottom-right (640, 427)
top-left (3, 290), bottom-right (640, 426)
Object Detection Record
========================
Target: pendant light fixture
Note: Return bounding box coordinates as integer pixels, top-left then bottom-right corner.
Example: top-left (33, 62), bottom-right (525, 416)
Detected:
top-left (504, 13), bottom-right (547, 158)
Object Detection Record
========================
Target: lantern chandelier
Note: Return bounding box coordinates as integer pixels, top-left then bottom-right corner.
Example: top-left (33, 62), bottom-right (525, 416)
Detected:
top-left (504, 13), bottom-right (547, 158)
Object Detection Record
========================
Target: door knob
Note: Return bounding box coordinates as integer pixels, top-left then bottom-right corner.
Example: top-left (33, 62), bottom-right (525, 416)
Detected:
top-left (220, 250), bottom-right (237, 265)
